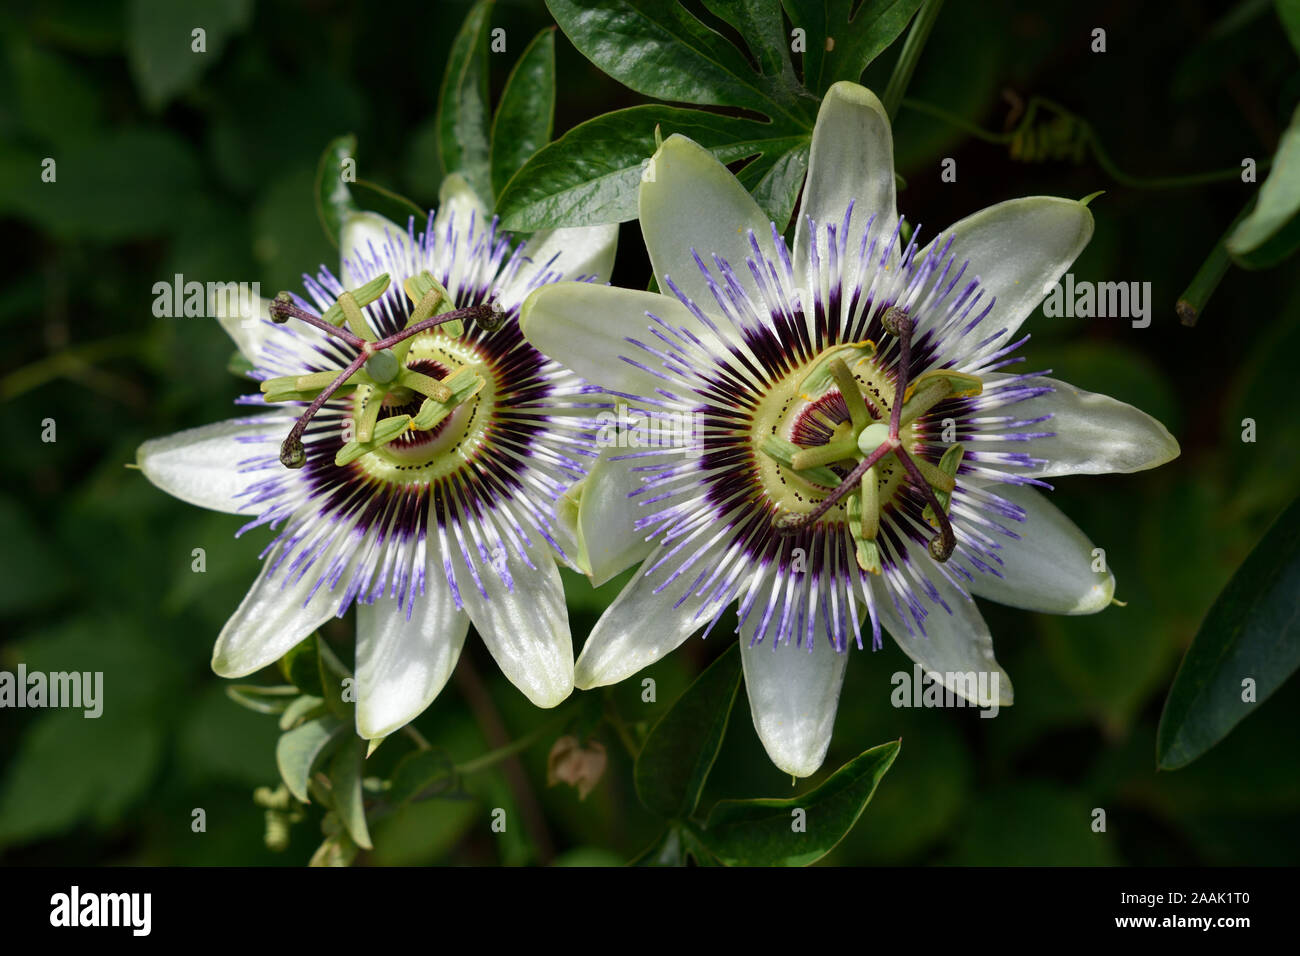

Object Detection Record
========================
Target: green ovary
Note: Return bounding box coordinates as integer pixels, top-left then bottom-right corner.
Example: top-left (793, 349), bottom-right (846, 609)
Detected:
top-left (352, 330), bottom-right (497, 485)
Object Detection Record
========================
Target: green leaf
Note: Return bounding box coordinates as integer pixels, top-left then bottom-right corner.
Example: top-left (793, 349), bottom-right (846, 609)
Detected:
top-left (437, 0), bottom-right (494, 201)
top-left (1157, 494), bottom-right (1300, 770)
top-left (628, 825), bottom-right (685, 866)
top-left (309, 830), bottom-right (359, 867)
top-left (278, 694), bottom-right (326, 731)
top-left (0, 710), bottom-right (162, 846)
top-left (316, 635), bottom-right (352, 721)
top-left (1227, 103), bottom-right (1300, 263)
top-left (946, 783), bottom-right (1119, 866)
top-left (698, 740), bottom-right (900, 865)
top-left (126, 0), bottom-right (253, 109)
top-left (0, 128), bottom-right (200, 239)
top-left (225, 684), bottom-right (299, 716)
top-left (546, 0), bottom-right (803, 117)
top-left (1229, 206), bottom-right (1300, 270)
top-left (328, 735), bottom-right (373, 850)
top-left (497, 104), bottom-right (809, 230)
top-left (10, 39), bottom-right (105, 147)
top-left (388, 748), bottom-right (457, 806)
top-left (781, 0), bottom-right (925, 94)
top-left (1276, 0), bottom-right (1300, 58)
top-left (314, 134), bottom-right (359, 248)
top-left (275, 715), bottom-right (345, 804)
top-left (634, 644), bottom-right (742, 819)
top-left (278, 635), bottom-right (325, 698)
top-left (700, 0), bottom-right (800, 91)
top-left (490, 28), bottom-right (556, 200)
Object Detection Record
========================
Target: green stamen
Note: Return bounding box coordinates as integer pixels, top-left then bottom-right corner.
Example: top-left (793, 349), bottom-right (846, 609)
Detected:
top-left (828, 358), bottom-right (872, 432)
top-left (760, 435), bottom-right (842, 488)
top-left (336, 414), bottom-right (412, 466)
top-left (921, 443), bottom-right (965, 530)
top-left (320, 274), bottom-right (391, 329)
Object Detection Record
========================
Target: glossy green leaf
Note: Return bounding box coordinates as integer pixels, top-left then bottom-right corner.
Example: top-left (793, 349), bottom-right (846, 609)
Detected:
top-left (314, 134), bottom-right (359, 248)
top-left (699, 740), bottom-right (900, 866)
top-left (1157, 495), bottom-right (1300, 769)
top-left (634, 644), bottom-right (742, 819)
top-left (497, 104), bottom-right (809, 230)
top-left (545, 0), bottom-right (803, 117)
top-left (700, 0), bottom-right (799, 90)
top-left (276, 715), bottom-right (345, 804)
top-left (437, 0), bottom-right (494, 201)
top-left (328, 734), bottom-right (373, 850)
top-left (781, 0), bottom-right (925, 94)
top-left (1227, 103), bottom-right (1300, 263)
top-left (490, 28), bottom-right (556, 199)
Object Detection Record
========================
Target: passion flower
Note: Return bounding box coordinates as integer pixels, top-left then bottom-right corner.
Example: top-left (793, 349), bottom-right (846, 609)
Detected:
top-left (521, 83), bottom-right (1179, 777)
top-left (138, 177), bottom-right (616, 738)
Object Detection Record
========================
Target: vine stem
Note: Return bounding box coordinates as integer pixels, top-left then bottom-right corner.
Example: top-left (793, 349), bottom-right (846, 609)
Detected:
top-left (455, 712), bottom-right (570, 776)
top-left (454, 659), bottom-right (556, 863)
top-left (900, 95), bottom-right (1268, 189)
top-left (1177, 196), bottom-right (1256, 327)
top-left (882, 0), bottom-right (946, 119)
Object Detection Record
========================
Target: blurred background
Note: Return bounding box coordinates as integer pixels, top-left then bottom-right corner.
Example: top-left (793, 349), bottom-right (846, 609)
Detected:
top-left (1, 0), bottom-right (1298, 866)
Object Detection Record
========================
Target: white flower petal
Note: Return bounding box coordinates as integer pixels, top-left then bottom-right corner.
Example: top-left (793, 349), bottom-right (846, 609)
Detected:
top-left (136, 415), bottom-right (289, 515)
top-left (450, 531), bottom-right (573, 708)
top-left (978, 374), bottom-right (1180, 477)
top-left (794, 81), bottom-right (898, 273)
top-left (210, 293), bottom-right (274, 364)
top-left (434, 172), bottom-right (488, 234)
top-left (520, 282), bottom-right (691, 396)
top-left (212, 543), bottom-right (351, 678)
top-left (579, 449), bottom-right (658, 587)
top-left (509, 223), bottom-right (619, 297)
top-left (965, 483), bottom-right (1114, 614)
top-left (872, 557), bottom-right (1012, 707)
top-left (340, 210), bottom-right (410, 286)
top-left (354, 549), bottom-right (470, 740)
top-left (575, 538), bottom-right (732, 688)
top-left (639, 134), bottom-right (772, 310)
top-left (927, 197), bottom-right (1093, 351)
top-left (740, 618), bottom-right (849, 779)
